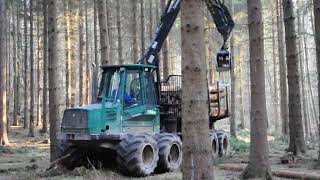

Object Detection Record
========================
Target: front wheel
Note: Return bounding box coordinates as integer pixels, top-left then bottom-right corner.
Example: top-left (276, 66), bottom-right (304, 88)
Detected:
top-left (116, 134), bottom-right (159, 177)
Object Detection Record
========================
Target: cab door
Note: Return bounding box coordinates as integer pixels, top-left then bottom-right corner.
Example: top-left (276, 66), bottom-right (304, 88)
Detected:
top-left (122, 69), bottom-right (158, 133)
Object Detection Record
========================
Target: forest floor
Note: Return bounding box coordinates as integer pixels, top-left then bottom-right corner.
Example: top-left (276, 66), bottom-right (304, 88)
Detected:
top-left (0, 125), bottom-right (319, 180)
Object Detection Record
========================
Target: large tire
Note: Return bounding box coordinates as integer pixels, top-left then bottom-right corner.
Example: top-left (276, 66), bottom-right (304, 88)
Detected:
top-left (155, 133), bottom-right (182, 173)
top-left (216, 130), bottom-right (230, 157)
top-left (116, 134), bottom-right (159, 177)
top-left (210, 132), bottom-right (219, 158)
top-left (57, 140), bottom-right (81, 170)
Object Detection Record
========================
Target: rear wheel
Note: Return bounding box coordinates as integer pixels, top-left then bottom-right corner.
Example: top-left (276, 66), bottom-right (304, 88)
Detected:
top-left (155, 133), bottom-right (182, 173)
top-left (117, 134), bottom-right (159, 177)
top-left (209, 132), bottom-right (219, 158)
top-left (216, 130), bottom-right (230, 157)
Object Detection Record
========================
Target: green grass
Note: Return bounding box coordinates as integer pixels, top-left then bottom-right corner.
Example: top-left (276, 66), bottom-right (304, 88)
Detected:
top-left (230, 137), bottom-right (250, 153)
top-left (237, 130), bottom-right (250, 138)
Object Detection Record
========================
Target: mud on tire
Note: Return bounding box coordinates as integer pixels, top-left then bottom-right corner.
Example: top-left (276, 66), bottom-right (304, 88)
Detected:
top-left (155, 133), bottom-right (182, 173)
top-left (116, 134), bottom-right (159, 177)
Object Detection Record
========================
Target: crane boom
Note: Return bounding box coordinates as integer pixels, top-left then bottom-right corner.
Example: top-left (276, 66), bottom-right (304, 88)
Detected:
top-left (139, 0), bottom-right (234, 66)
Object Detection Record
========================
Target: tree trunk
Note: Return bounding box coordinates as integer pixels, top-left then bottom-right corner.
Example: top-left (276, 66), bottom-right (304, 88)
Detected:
top-left (13, 1), bottom-right (19, 127)
top-left (228, 0), bottom-right (236, 138)
top-left (41, 0), bottom-right (48, 133)
top-left (98, 0), bottom-right (110, 65)
top-left (303, 9), bottom-right (317, 138)
top-left (148, 0), bottom-right (153, 41)
top-left (116, 0), bottom-right (123, 64)
top-left (0, 0), bottom-right (9, 145)
top-left (181, 0), bottom-right (213, 179)
top-left (283, 0), bottom-right (306, 155)
top-left (36, 0), bottom-right (42, 127)
top-left (79, 0), bottom-right (85, 106)
top-left (64, 0), bottom-right (70, 107)
top-left (313, 0), bottom-right (320, 161)
top-left (241, 0), bottom-right (272, 179)
top-left (277, 0), bottom-right (289, 136)
top-left (92, 0), bottom-right (99, 102)
top-left (67, 0), bottom-right (78, 108)
top-left (161, 0), bottom-right (169, 78)
top-left (23, 0), bottom-right (29, 129)
top-left (131, 0), bottom-right (138, 62)
top-left (140, 0), bottom-right (145, 55)
top-left (6, 2), bottom-right (11, 132)
top-left (85, 0), bottom-right (90, 104)
top-left (272, 2), bottom-right (280, 132)
top-left (29, 0), bottom-right (35, 137)
top-left (296, 0), bottom-right (308, 139)
top-left (48, 0), bottom-right (66, 161)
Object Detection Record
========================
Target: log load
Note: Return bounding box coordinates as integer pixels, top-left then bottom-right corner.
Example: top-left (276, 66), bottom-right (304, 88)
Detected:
top-left (210, 102), bottom-right (219, 108)
top-left (210, 108), bottom-right (226, 118)
top-left (209, 86), bottom-right (225, 94)
top-left (210, 93), bottom-right (226, 103)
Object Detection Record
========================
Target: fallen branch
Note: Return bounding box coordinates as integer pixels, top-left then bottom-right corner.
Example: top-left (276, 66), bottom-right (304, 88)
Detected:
top-left (218, 163), bottom-right (320, 180)
top-left (47, 154), bottom-right (71, 170)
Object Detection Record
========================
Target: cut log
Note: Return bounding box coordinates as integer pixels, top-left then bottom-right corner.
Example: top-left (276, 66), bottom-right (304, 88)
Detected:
top-left (218, 163), bottom-right (320, 179)
top-left (209, 86), bottom-right (225, 94)
top-left (210, 108), bottom-right (226, 118)
top-left (210, 93), bottom-right (226, 103)
top-left (210, 102), bottom-right (219, 108)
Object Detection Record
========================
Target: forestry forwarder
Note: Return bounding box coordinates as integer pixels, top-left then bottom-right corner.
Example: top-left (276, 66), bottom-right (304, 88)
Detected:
top-left (57, 0), bottom-right (234, 176)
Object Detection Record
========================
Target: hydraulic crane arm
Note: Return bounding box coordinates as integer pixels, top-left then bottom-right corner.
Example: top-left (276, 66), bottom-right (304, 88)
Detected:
top-left (139, 0), bottom-right (234, 66)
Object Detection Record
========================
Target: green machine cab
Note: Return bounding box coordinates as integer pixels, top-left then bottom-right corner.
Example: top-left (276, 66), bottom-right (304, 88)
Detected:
top-left (58, 64), bottom-right (160, 139)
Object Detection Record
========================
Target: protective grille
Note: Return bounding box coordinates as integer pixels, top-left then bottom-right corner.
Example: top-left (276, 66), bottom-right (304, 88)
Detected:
top-left (61, 109), bottom-right (88, 134)
top-left (160, 75), bottom-right (182, 119)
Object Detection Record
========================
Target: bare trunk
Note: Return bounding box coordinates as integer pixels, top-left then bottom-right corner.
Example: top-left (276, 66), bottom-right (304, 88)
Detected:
top-left (41, 0), bottom-right (48, 133)
top-left (64, 0), bottom-right (70, 107)
top-left (161, 0), bottom-right (169, 78)
top-left (85, 0), bottom-right (90, 104)
top-left (272, 3), bottom-right (280, 132)
top-left (241, 0), bottom-right (272, 179)
top-left (0, 0), bottom-right (9, 145)
top-left (296, 0), bottom-right (308, 139)
top-left (148, 0), bottom-right (153, 41)
top-left (79, 0), bottom-right (85, 106)
top-left (29, 0), bottom-right (35, 137)
top-left (23, 0), bottom-right (29, 129)
top-left (140, 0), bottom-right (145, 55)
top-left (229, 0), bottom-right (236, 138)
top-left (98, 0), bottom-right (110, 65)
top-left (277, 0), bottom-right (289, 135)
top-left (131, 0), bottom-right (138, 62)
top-left (116, 0), bottom-right (123, 64)
top-left (48, 0), bottom-right (66, 161)
top-left (92, 0), bottom-right (99, 102)
top-left (313, 0), bottom-right (320, 161)
top-left (181, 0), bottom-right (213, 179)
top-left (13, 2), bottom-right (19, 127)
top-left (283, 0), bottom-right (306, 155)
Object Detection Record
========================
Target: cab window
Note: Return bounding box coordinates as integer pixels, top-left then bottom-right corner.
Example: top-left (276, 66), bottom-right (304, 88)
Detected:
top-left (125, 71), bottom-right (142, 108)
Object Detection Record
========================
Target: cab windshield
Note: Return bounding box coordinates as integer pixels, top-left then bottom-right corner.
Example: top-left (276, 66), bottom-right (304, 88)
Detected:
top-left (98, 69), bottom-right (121, 103)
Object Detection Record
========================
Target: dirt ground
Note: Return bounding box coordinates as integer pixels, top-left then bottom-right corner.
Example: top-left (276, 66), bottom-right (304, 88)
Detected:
top-left (0, 126), bottom-right (319, 180)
